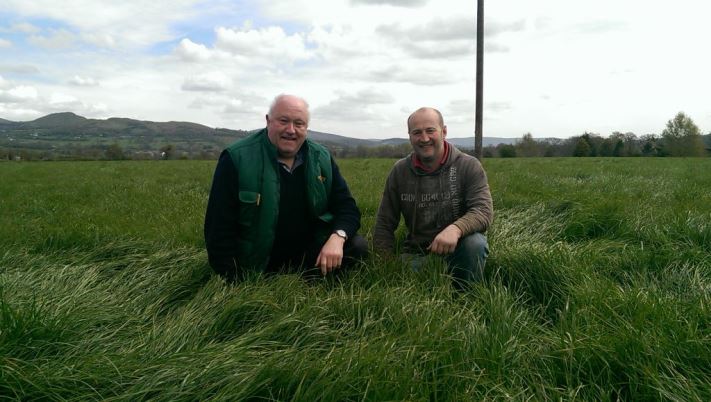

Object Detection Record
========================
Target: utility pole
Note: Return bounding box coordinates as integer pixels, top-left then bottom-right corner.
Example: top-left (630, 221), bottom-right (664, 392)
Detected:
top-left (474, 0), bottom-right (484, 160)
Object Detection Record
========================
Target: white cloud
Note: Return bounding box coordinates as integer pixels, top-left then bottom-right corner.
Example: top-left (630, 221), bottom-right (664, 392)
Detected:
top-left (47, 92), bottom-right (107, 115)
top-left (174, 38), bottom-right (212, 62)
top-left (0, 85), bottom-right (38, 103)
top-left (0, 104), bottom-right (42, 120)
top-left (376, 18), bottom-right (524, 42)
top-left (0, 64), bottom-right (40, 74)
top-left (222, 96), bottom-right (268, 117)
top-left (215, 26), bottom-right (311, 64)
top-left (69, 75), bottom-right (99, 87)
top-left (484, 43), bottom-right (510, 53)
top-left (313, 88), bottom-right (395, 122)
top-left (82, 32), bottom-right (116, 48)
top-left (364, 65), bottom-right (460, 85)
top-left (181, 72), bottom-right (231, 92)
top-left (0, 38), bottom-right (11, 48)
top-left (307, 25), bottom-right (368, 61)
top-left (574, 20), bottom-right (628, 34)
top-left (28, 28), bottom-right (76, 49)
top-left (444, 99), bottom-right (513, 125)
top-left (0, 75), bottom-right (108, 118)
top-left (0, 0), bottom-right (209, 49)
top-left (188, 91), bottom-right (267, 116)
top-left (400, 41), bottom-right (476, 58)
top-left (10, 22), bottom-right (40, 33)
top-left (486, 102), bottom-right (513, 113)
top-left (48, 92), bottom-right (80, 107)
top-left (376, 19), bottom-right (470, 42)
top-left (374, 17), bottom-right (523, 58)
top-left (188, 94), bottom-right (225, 110)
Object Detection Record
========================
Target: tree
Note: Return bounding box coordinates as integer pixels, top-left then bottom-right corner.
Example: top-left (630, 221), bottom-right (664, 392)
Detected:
top-left (498, 144), bottom-right (517, 158)
top-left (612, 139), bottom-right (625, 157)
top-left (623, 132), bottom-right (641, 156)
top-left (105, 143), bottom-right (125, 160)
top-left (640, 134), bottom-right (660, 157)
top-left (599, 138), bottom-right (614, 157)
top-left (572, 137), bottom-right (591, 157)
top-left (516, 132), bottom-right (540, 157)
top-left (661, 112), bottom-right (706, 156)
top-left (580, 132), bottom-right (602, 156)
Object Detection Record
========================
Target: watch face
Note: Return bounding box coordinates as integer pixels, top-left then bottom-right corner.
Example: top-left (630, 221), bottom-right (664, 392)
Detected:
top-left (336, 230), bottom-right (347, 239)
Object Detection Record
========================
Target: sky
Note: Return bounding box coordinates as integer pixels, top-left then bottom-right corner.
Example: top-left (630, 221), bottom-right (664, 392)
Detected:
top-left (0, 0), bottom-right (709, 140)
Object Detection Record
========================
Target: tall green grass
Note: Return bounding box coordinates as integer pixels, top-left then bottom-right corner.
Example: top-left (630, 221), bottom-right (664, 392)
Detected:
top-left (1, 157), bottom-right (710, 400)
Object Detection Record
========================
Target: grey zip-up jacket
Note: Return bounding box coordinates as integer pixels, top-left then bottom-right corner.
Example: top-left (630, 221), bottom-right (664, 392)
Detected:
top-left (374, 144), bottom-right (493, 254)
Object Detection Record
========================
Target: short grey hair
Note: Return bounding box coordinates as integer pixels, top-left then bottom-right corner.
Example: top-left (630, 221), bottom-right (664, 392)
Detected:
top-left (268, 94), bottom-right (310, 122)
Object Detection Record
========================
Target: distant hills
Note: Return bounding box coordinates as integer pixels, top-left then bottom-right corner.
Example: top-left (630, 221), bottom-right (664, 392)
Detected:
top-left (0, 112), bottom-right (517, 158)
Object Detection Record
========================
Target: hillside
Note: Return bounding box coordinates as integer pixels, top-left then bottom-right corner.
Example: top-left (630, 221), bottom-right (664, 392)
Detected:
top-left (0, 112), bottom-right (249, 157)
top-left (0, 112), bottom-right (518, 158)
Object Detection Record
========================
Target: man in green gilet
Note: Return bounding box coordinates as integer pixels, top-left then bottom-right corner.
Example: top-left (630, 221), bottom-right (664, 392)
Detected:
top-left (205, 94), bottom-right (367, 282)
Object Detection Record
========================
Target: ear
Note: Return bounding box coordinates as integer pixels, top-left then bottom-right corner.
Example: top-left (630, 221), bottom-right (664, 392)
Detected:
top-left (265, 114), bottom-right (270, 124)
top-left (442, 125), bottom-right (447, 138)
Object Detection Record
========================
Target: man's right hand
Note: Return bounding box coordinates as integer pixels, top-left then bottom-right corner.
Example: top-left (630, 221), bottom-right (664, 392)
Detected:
top-left (427, 224), bottom-right (462, 255)
top-left (315, 233), bottom-right (346, 275)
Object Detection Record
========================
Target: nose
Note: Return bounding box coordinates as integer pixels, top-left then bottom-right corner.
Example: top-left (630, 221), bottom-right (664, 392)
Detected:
top-left (285, 121), bottom-right (296, 133)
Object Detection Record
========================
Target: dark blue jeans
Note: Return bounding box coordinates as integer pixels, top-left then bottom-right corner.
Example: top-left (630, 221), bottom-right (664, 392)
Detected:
top-left (403, 232), bottom-right (489, 290)
top-left (444, 232), bottom-right (489, 290)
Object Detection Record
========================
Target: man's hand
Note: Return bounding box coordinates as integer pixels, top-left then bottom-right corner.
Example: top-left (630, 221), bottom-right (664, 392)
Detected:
top-left (315, 233), bottom-right (346, 275)
top-left (427, 224), bottom-right (462, 255)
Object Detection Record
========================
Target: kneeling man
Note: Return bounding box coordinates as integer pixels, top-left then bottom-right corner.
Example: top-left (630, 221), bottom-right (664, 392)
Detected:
top-left (374, 107), bottom-right (493, 289)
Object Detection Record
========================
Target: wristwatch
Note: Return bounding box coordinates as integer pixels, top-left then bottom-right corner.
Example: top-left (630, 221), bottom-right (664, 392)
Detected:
top-left (334, 229), bottom-right (348, 241)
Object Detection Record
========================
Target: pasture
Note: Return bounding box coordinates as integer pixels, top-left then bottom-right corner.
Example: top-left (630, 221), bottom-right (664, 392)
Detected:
top-left (1, 157), bottom-right (710, 400)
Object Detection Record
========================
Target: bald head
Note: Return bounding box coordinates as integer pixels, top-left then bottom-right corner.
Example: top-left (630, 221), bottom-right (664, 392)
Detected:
top-left (407, 107), bottom-right (444, 132)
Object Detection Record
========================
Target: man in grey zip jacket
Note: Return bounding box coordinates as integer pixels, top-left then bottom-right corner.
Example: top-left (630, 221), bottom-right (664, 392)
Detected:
top-left (373, 107), bottom-right (493, 289)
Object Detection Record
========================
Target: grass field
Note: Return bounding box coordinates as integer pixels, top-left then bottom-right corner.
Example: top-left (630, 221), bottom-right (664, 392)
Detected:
top-left (1, 157), bottom-right (710, 400)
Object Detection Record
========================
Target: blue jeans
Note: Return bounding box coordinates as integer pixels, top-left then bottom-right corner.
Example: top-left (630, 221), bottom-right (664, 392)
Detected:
top-left (402, 232), bottom-right (489, 290)
top-left (445, 232), bottom-right (488, 289)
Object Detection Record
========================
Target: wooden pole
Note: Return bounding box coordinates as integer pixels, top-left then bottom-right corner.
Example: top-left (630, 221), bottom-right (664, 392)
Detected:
top-left (474, 0), bottom-right (484, 160)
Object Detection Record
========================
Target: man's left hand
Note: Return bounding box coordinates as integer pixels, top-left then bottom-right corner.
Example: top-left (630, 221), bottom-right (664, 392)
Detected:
top-left (428, 224), bottom-right (462, 255)
top-left (316, 234), bottom-right (346, 275)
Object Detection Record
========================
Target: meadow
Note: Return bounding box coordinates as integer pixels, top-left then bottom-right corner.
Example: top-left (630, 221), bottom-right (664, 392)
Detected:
top-left (1, 157), bottom-right (710, 401)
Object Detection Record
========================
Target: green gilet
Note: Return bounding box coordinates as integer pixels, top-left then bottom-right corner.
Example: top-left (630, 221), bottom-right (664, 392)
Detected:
top-left (225, 128), bottom-right (334, 271)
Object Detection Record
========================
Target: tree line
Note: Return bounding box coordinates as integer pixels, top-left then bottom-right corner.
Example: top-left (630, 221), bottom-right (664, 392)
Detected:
top-left (328, 112), bottom-right (709, 159)
top-left (2, 112), bottom-right (708, 161)
top-left (0, 142), bottom-right (223, 162)
top-left (484, 112), bottom-right (708, 158)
